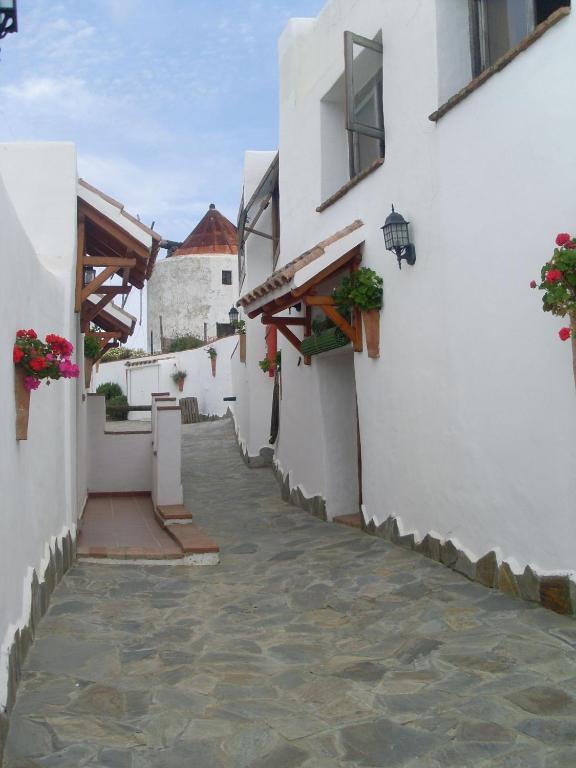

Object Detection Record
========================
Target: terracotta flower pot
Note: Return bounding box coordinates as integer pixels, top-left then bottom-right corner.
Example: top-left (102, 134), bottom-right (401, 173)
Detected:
top-left (239, 334), bottom-right (246, 363)
top-left (84, 358), bottom-right (94, 389)
top-left (211, 357), bottom-right (217, 377)
top-left (15, 366), bottom-right (30, 441)
top-left (362, 309), bottom-right (380, 359)
top-left (177, 379), bottom-right (184, 392)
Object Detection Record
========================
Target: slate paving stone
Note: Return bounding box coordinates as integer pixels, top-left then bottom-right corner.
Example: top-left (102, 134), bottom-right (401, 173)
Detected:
top-left (4, 418), bottom-right (576, 768)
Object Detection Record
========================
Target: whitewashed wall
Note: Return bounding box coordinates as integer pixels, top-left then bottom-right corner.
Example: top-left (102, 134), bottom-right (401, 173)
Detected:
top-left (147, 253), bottom-right (238, 350)
top-left (92, 335), bottom-right (236, 419)
top-left (0, 143), bottom-right (80, 709)
top-left (270, 0), bottom-right (576, 575)
top-left (231, 152), bottom-right (278, 460)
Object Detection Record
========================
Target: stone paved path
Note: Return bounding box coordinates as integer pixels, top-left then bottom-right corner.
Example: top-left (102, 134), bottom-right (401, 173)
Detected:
top-left (5, 419), bottom-right (576, 767)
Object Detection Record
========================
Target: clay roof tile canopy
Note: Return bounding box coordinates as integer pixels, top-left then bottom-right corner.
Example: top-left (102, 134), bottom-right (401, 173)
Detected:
top-left (173, 204), bottom-right (238, 256)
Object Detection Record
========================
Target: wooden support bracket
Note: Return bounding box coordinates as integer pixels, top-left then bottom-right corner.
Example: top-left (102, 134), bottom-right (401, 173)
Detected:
top-left (80, 265), bottom-right (117, 303)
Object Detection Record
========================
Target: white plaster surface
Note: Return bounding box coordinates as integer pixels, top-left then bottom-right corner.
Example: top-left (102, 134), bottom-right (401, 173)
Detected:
top-left (87, 396), bottom-right (152, 494)
top-left (92, 335), bottom-right (236, 419)
top-left (235, 0), bottom-right (576, 576)
top-left (0, 143), bottom-right (80, 708)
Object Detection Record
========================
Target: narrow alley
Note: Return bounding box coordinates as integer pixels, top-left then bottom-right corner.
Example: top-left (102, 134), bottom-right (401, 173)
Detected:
top-left (5, 420), bottom-right (576, 767)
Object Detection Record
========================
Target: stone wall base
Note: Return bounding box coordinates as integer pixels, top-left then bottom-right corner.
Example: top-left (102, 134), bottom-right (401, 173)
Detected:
top-left (365, 516), bottom-right (576, 617)
top-left (233, 427), bottom-right (274, 469)
top-left (271, 462), bottom-right (327, 521)
top-left (0, 530), bottom-right (76, 767)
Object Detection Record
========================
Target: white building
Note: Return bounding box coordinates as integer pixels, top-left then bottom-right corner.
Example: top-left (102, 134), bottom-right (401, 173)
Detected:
top-left (233, 0), bottom-right (576, 614)
top-left (147, 204), bottom-right (238, 351)
top-left (0, 142), bottom-right (160, 751)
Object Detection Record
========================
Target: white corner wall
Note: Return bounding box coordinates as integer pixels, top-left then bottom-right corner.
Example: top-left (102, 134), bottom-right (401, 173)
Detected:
top-left (0, 143), bottom-right (80, 709)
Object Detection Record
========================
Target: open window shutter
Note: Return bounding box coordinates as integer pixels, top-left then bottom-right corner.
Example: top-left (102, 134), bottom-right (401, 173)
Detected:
top-left (344, 31), bottom-right (385, 141)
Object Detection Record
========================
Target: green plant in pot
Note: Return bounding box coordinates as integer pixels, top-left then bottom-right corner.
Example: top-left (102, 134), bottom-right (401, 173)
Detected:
top-left (236, 319), bottom-right (247, 362)
top-left (301, 313), bottom-right (351, 357)
top-left (171, 369), bottom-right (187, 392)
top-left (259, 351), bottom-right (281, 375)
top-left (83, 333), bottom-right (100, 388)
top-left (206, 346), bottom-right (217, 377)
top-left (333, 267), bottom-right (383, 358)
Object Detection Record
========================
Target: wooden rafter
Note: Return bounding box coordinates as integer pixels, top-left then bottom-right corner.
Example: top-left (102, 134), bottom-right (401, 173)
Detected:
top-left (275, 324), bottom-right (302, 354)
top-left (262, 315), bottom-right (307, 326)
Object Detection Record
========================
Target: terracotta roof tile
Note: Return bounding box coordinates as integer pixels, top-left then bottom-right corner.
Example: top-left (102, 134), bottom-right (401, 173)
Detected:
top-left (173, 204), bottom-right (238, 256)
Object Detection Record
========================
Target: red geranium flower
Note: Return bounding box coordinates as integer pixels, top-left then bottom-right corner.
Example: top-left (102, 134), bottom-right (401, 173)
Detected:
top-left (556, 233), bottom-right (572, 247)
top-left (27, 329), bottom-right (37, 339)
top-left (559, 327), bottom-right (571, 341)
top-left (546, 269), bottom-right (563, 283)
top-left (13, 346), bottom-right (24, 363)
top-left (16, 329), bottom-right (27, 338)
top-left (29, 357), bottom-right (46, 372)
top-left (530, 280), bottom-right (537, 289)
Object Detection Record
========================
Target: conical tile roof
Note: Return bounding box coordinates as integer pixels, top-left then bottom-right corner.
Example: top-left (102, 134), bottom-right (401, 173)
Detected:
top-left (172, 204), bottom-right (237, 256)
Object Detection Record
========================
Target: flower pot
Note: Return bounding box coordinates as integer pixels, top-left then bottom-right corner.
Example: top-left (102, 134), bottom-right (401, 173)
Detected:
top-left (239, 334), bottom-right (246, 363)
top-left (15, 367), bottom-right (30, 441)
top-left (211, 357), bottom-right (217, 377)
top-left (362, 309), bottom-right (380, 359)
top-left (84, 358), bottom-right (94, 389)
top-left (177, 379), bottom-right (184, 392)
top-left (571, 311), bottom-right (576, 389)
top-left (300, 327), bottom-right (350, 357)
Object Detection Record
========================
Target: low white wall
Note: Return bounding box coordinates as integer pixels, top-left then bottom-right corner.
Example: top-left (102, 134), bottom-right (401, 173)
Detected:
top-left (0, 143), bottom-right (80, 709)
top-left (86, 396), bottom-right (152, 493)
top-left (92, 335), bottom-right (236, 419)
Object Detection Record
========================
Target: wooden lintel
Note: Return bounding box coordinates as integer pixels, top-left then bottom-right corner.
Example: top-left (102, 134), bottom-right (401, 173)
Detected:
top-left (275, 324), bottom-right (302, 354)
top-left (75, 215), bottom-right (86, 313)
top-left (96, 286), bottom-right (132, 296)
top-left (83, 256), bottom-right (137, 268)
top-left (79, 199), bottom-right (150, 258)
top-left (323, 306), bottom-right (357, 344)
top-left (304, 295), bottom-right (335, 306)
top-left (262, 316), bottom-right (307, 326)
top-left (80, 265), bottom-right (117, 303)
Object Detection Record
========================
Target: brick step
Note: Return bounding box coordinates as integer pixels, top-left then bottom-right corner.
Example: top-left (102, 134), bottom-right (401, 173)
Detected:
top-left (157, 504), bottom-right (193, 523)
top-left (164, 522), bottom-right (220, 555)
top-left (333, 513), bottom-right (363, 530)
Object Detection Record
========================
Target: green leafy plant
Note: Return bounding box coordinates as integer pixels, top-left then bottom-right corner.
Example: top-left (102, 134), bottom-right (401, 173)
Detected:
top-left (206, 347), bottom-right (217, 360)
top-left (106, 394), bottom-right (129, 421)
top-left (100, 346), bottom-right (148, 362)
top-left (169, 334), bottom-right (204, 352)
top-left (84, 334), bottom-right (101, 360)
top-left (259, 351), bottom-right (281, 374)
top-left (532, 233), bottom-right (576, 342)
top-left (96, 382), bottom-right (123, 401)
top-left (333, 267), bottom-right (383, 312)
top-left (235, 319), bottom-right (246, 335)
top-left (171, 369), bottom-right (187, 384)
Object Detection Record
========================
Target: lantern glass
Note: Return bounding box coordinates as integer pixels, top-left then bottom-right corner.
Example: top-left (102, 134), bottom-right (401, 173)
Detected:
top-left (0, 2), bottom-right (15, 10)
top-left (83, 266), bottom-right (96, 286)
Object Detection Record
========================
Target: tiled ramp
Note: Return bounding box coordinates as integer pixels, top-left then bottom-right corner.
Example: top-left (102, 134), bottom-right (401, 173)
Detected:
top-left (78, 494), bottom-right (219, 564)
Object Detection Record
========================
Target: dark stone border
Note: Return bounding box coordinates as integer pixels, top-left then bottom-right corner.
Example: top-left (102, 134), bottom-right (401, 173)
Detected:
top-left (365, 516), bottom-right (576, 617)
top-left (233, 427), bottom-right (274, 469)
top-left (0, 530), bottom-right (76, 767)
top-left (272, 462), bottom-right (327, 521)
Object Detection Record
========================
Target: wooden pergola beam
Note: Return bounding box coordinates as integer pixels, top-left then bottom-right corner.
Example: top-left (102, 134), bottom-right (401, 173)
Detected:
top-left (83, 256), bottom-right (137, 268)
top-left (275, 324), bottom-right (302, 354)
top-left (262, 315), bottom-right (307, 326)
top-left (75, 215), bottom-right (86, 313)
top-left (80, 265), bottom-right (117, 304)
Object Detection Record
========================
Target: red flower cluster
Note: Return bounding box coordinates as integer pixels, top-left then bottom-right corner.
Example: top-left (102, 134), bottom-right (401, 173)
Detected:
top-left (559, 327), bottom-right (571, 341)
top-left (546, 269), bottom-right (563, 283)
top-left (45, 334), bottom-right (73, 357)
top-left (13, 328), bottom-right (79, 391)
top-left (530, 280), bottom-right (537, 289)
top-left (556, 233), bottom-right (572, 247)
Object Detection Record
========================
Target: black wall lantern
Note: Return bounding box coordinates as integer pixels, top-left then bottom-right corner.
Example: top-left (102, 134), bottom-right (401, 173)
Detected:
top-left (83, 265), bottom-right (96, 286)
top-left (0, 1), bottom-right (17, 39)
top-left (381, 205), bottom-right (416, 270)
top-left (229, 306), bottom-right (239, 326)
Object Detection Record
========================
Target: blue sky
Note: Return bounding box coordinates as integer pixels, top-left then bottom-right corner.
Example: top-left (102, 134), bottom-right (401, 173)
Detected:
top-left (0, 0), bottom-right (324, 346)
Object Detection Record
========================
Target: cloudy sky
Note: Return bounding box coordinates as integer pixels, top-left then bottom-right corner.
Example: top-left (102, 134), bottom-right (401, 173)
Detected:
top-left (0, 0), bottom-right (324, 347)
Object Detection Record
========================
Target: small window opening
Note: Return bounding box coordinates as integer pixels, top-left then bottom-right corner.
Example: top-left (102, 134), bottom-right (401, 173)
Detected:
top-left (222, 270), bottom-right (232, 285)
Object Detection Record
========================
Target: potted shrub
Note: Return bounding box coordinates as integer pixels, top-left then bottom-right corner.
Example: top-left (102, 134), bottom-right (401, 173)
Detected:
top-left (84, 333), bottom-right (100, 389)
top-left (171, 369), bottom-right (188, 392)
top-left (12, 329), bottom-right (80, 440)
top-left (333, 267), bottom-right (383, 358)
top-left (259, 351), bottom-right (281, 375)
top-left (532, 232), bottom-right (576, 387)
top-left (206, 346), bottom-right (217, 377)
top-left (236, 319), bottom-right (246, 363)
